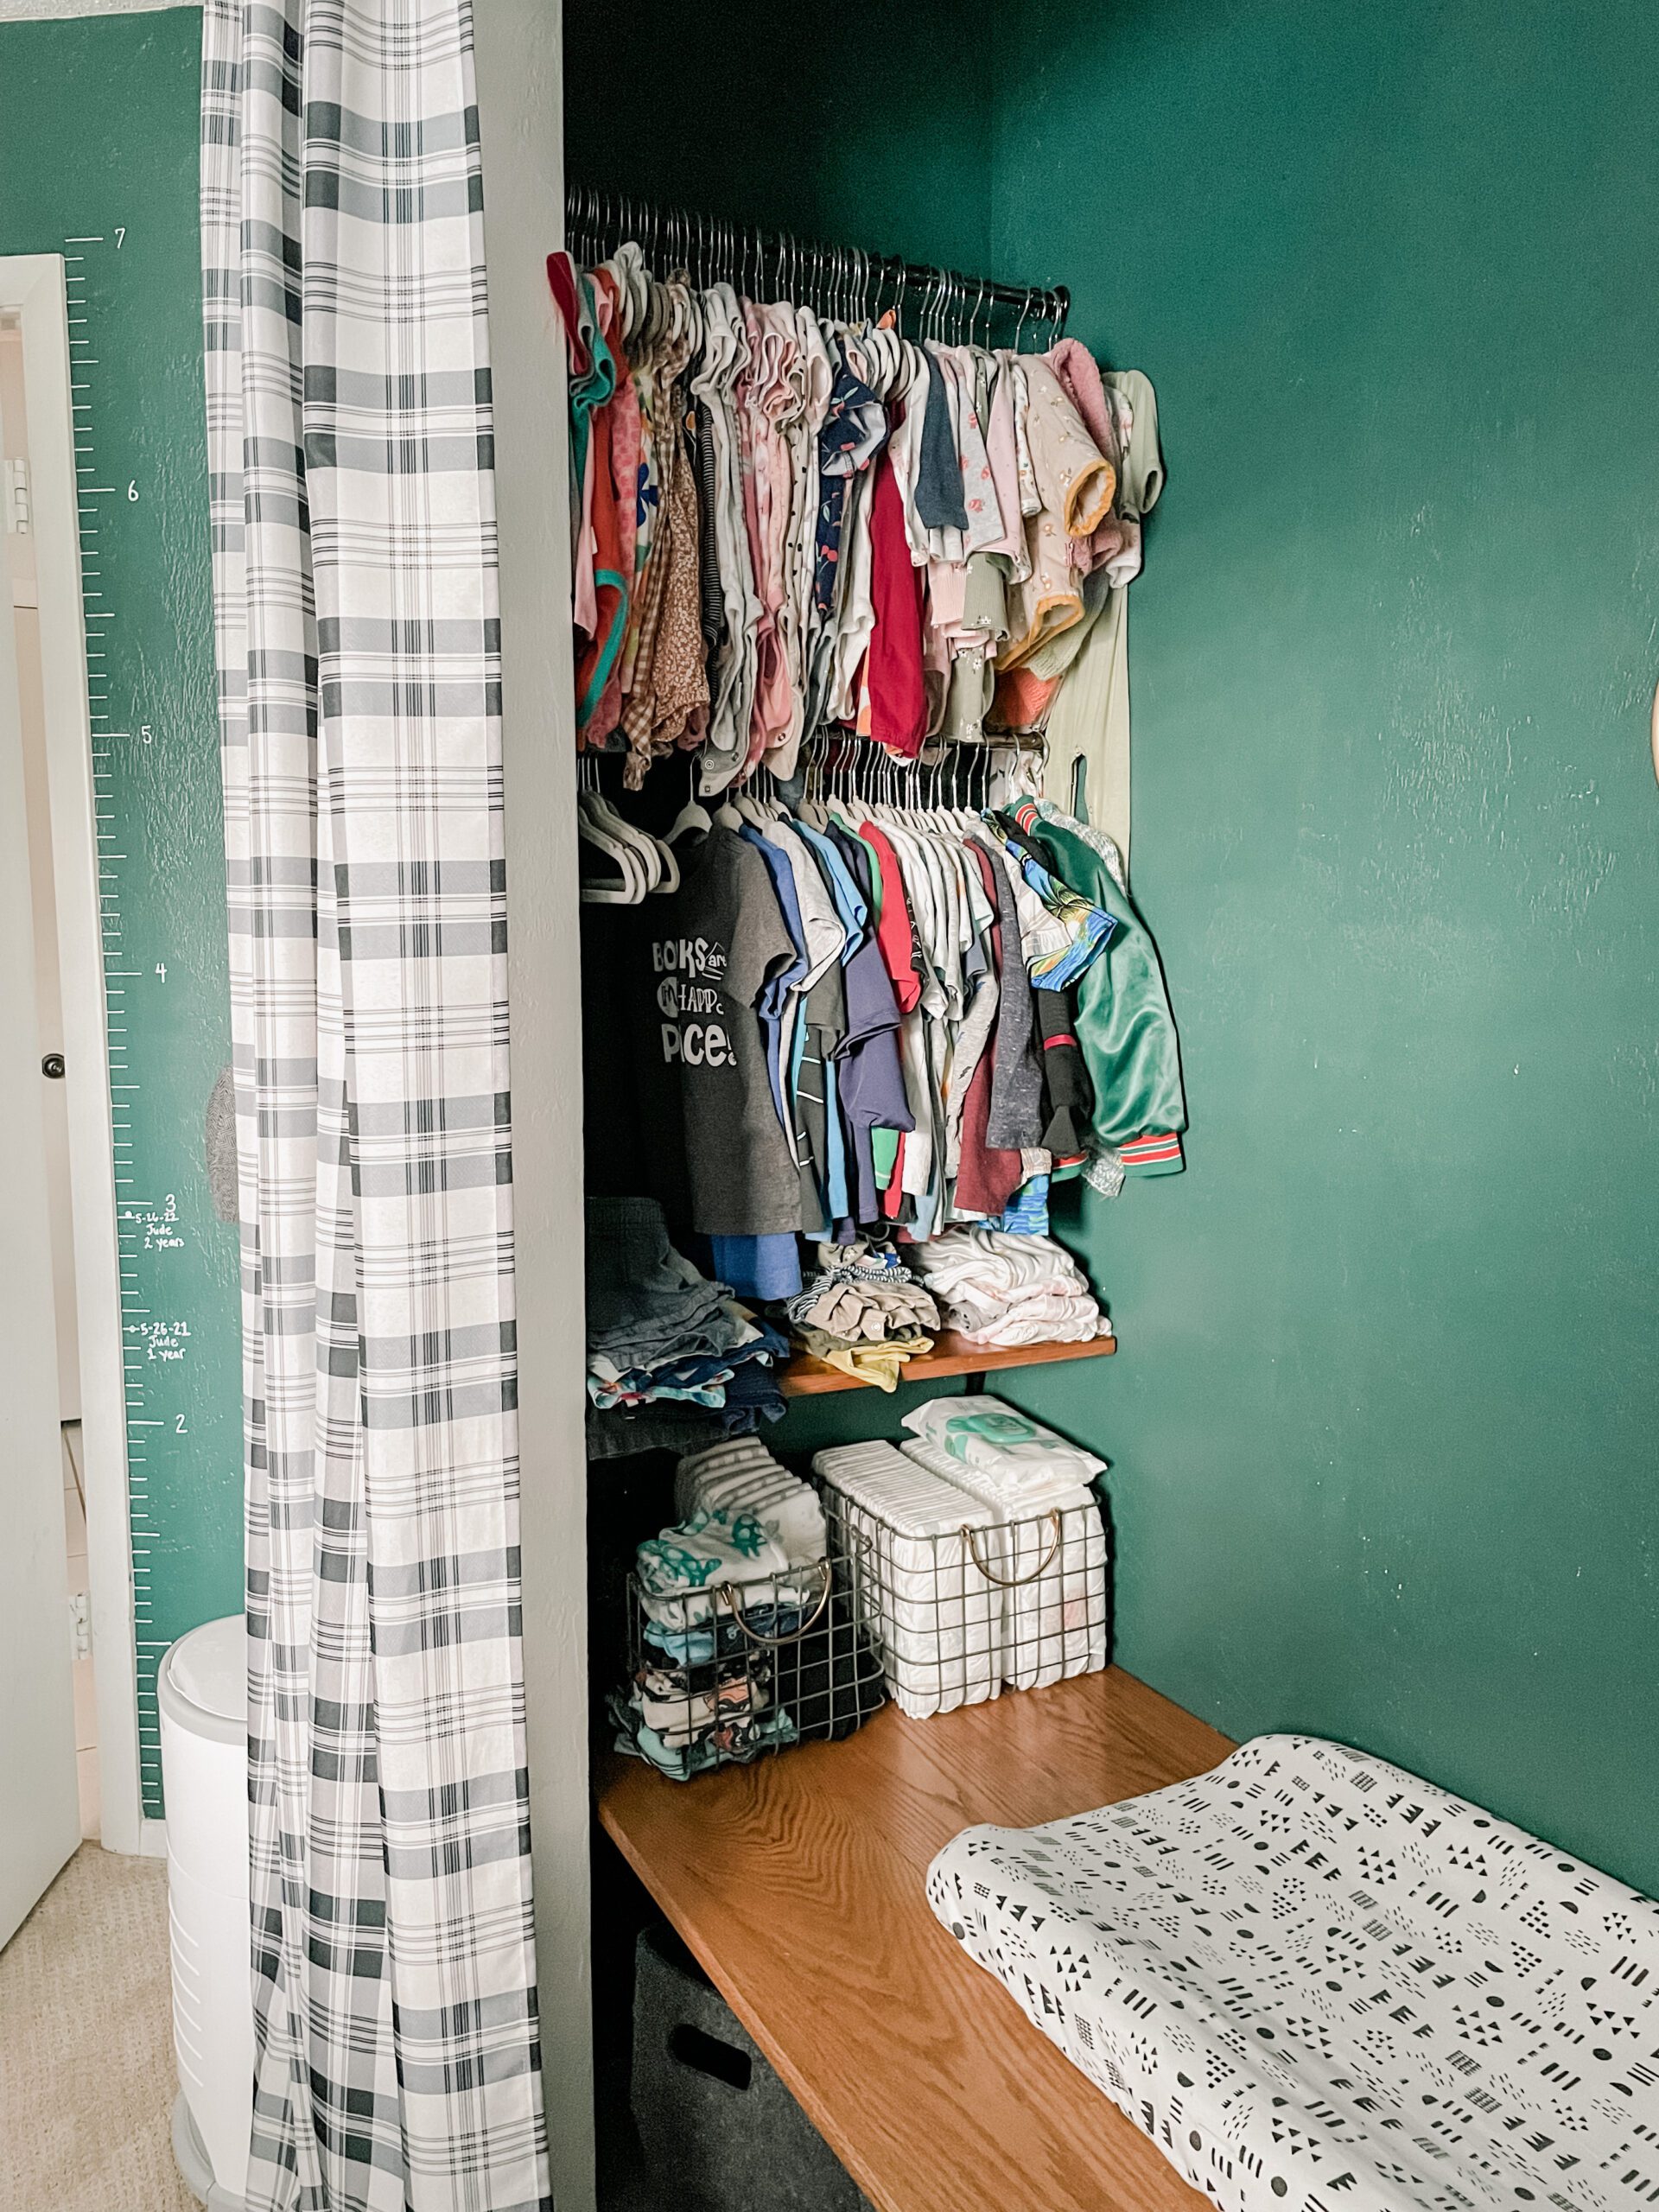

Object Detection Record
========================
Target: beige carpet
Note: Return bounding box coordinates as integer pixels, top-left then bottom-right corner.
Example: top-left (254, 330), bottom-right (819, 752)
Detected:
top-left (0, 1844), bottom-right (196, 2209)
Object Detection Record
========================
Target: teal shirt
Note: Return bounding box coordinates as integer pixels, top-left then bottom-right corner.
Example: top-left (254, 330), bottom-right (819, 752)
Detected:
top-left (1021, 808), bottom-right (1187, 1168)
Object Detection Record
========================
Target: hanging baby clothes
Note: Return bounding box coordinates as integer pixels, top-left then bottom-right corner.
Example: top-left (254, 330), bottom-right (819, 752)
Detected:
top-left (1041, 368), bottom-right (1165, 861)
top-left (562, 226), bottom-right (1187, 1370)
top-left (656, 825), bottom-right (803, 1236)
top-left (550, 243), bottom-right (1154, 795)
top-left (1006, 796), bottom-right (1187, 1192)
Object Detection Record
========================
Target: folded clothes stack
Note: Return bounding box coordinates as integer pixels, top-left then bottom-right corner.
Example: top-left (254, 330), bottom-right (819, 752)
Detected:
top-left (623, 1650), bottom-right (802, 1777)
top-left (634, 1653), bottom-right (777, 1753)
top-left (784, 1242), bottom-right (942, 1392)
top-left (908, 1225), bottom-right (1111, 1348)
top-left (619, 1444), bottom-right (885, 1778)
top-left (671, 1439), bottom-right (830, 1556)
top-left (635, 1503), bottom-right (826, 1631)
top-left (586, 1196), bottom-right (790, 1459)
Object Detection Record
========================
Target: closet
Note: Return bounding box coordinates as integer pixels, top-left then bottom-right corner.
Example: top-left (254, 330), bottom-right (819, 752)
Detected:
top-left (550, 175), bottom-right (1193, 2212)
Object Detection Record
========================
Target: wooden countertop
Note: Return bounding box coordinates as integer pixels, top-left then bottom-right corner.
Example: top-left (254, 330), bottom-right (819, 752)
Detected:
top-left (597, 1666), bottom-right (1234, 2212)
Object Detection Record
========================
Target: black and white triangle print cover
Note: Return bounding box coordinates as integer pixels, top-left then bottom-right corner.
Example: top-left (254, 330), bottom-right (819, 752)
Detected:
top-left (925, 1734), bottom-right (1659, 2212)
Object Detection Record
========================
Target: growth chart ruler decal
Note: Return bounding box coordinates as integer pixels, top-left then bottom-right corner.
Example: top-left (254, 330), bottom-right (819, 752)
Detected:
top-left (64, 225), bottom-right (241, 1815)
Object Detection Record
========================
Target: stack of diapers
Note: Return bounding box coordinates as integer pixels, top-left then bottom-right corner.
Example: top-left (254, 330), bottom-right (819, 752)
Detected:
top-left (900, 1434), bottom-right (1107, 1692)
top-left (899, 1395), bottom-right (1108, 1693)
top-left (928, 1734), bottom-right (1659, 2212)
top-left (813, 1441), bottom-right (1004, 1719)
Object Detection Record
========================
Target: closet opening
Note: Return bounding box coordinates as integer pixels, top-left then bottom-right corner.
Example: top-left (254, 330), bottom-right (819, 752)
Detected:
top-left (560, 181), bottom-right (1184, 2211)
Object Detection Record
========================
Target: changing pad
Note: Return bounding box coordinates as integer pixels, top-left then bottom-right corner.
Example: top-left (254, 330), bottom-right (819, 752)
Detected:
top-left (927, 1733), bottom-right (1659, 2212)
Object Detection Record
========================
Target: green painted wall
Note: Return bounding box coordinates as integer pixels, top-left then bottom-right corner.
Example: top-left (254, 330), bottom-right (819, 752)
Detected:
top-left (563, 0), bottom-right (993, 279)
top-left (989, 0), bottom-right (1659, 1894)
top-left (1, 8), bottom-right (238, 1813)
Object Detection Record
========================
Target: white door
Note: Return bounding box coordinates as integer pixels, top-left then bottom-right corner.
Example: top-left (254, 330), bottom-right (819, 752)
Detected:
top-left (3, 328), bottom-right (79, 1421)
top-left (0, 472), bottom-right (79, 1947)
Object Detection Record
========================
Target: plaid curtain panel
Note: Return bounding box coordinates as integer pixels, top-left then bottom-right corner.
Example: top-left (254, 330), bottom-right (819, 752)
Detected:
top-left (200, 4), bottom-right (551, 2205)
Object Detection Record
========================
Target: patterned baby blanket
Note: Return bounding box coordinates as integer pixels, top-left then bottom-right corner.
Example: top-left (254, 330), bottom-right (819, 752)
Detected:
top-left (928, 1735), bottom-right (1658, 2212)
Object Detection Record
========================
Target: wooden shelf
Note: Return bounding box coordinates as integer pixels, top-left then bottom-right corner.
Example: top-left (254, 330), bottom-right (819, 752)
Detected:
top-left (779, 1326), bottom-right (1116, 1396)
top-left (598, 1669), bottom-right (1231, 2212)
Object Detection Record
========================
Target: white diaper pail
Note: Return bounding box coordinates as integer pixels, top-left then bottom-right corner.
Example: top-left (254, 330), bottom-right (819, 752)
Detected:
top-left (158, 1615), bottom-right (252, 2210)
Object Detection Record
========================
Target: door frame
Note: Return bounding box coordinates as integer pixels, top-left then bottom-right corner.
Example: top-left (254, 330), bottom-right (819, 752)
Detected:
top-left (472, 10), bottom-right (596, 2207)
top-left (3, 252), bottom-right (142, 1856)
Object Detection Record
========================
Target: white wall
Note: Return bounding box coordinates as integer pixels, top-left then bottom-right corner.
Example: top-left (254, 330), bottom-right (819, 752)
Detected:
top-left (471, 11), bottom-right (595, 2210)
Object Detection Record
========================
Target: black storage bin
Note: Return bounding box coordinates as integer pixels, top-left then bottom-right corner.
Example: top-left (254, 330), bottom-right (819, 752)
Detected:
top-left (630, 1924), bottom-right (872, 2212)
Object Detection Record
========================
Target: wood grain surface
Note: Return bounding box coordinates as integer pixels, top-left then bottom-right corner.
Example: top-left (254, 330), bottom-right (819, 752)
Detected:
top-left (598, 1666), bottom-right (1234, 2212)
top-left (779, 1328), bottom-right (1117, 1395)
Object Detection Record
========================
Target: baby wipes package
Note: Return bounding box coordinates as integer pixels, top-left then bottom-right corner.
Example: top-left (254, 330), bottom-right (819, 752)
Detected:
top-left (899, 1395), bottom-right (1106, 1495)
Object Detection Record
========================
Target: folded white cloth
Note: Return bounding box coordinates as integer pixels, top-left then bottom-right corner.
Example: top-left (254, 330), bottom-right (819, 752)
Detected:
top-left (901, 1434), bottom-right (1108, 1692)
top-left (901, 1395), bottom-right (1106, 1494)
top-left (956, 1295), bottom-right (1103, 1346)
top-left (674, 1442), bottom-right (826, 1567)
top-left (813, 1442), bottom-right (1003, 1719)
top-left (636, 1501), bottom-right (820, 1631)
top-left (910, 1227), bottom-right (1112, 1348)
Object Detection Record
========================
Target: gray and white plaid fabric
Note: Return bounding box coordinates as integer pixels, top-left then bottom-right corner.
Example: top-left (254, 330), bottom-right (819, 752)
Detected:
top-left (200, 4), bottom-right (551, 2205)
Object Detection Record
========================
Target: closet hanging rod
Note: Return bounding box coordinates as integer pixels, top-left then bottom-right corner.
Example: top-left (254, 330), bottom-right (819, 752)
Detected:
top-left (565, 184), bottom-right (1071, 346)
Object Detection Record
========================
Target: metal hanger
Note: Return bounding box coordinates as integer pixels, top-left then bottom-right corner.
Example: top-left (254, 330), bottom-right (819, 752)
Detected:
top-left (970, 275), bottom-right (988, 351)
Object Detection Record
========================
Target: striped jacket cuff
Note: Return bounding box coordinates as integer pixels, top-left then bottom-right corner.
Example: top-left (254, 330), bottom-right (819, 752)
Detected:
top-left (1119, 1131), bottom-right (1185, 1177)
